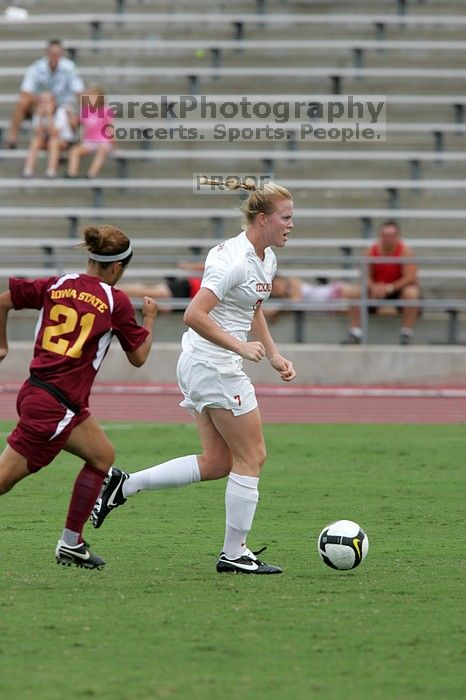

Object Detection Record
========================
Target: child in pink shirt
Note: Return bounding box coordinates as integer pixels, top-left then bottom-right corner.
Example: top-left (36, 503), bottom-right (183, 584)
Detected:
top-left (67, 85), bottom-right (113, 178)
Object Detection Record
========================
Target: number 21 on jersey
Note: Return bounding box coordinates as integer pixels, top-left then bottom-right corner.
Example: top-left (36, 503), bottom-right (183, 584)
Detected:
top-left (42, 303), bottom-right (95, 358)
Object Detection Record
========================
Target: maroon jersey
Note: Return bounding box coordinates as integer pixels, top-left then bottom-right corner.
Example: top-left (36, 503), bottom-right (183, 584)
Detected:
top-left (9, 273), bottom-right (148, 409)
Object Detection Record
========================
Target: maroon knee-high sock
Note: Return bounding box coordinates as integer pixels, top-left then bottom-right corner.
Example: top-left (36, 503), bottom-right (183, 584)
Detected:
top-left (65, 464), bottom-right (106, 542)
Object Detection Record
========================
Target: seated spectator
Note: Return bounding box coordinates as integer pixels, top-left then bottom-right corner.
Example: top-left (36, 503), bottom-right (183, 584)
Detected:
top-left (67, 85), bottom-right (114, 178)
top-left (22, 92), bottom-right (75, 178)
top-left (266, 274), bottom-right (359, 322)
top-left (345, 220), bottom-right (421, 345)
top-left (122, 266), bottom-right (358, 320)
top-left (5, 39), bottom-right (84, 149)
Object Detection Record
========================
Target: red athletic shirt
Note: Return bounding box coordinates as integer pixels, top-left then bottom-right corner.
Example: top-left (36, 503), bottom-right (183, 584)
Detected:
top-left (368, 241), bottom-right (404, 284)
top-left (9, 273), bottom-right (149, 409)
top-left (187, 277), bottom-right (202, 298)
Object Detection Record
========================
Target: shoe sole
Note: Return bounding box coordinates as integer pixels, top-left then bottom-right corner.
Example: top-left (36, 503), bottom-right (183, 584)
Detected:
top-left (55, 555), bottom-right (105, 570)
top-left (216, 564), bottom-right (282, 575)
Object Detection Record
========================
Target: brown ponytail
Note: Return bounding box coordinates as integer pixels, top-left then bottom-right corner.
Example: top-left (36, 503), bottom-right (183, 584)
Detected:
top-left (81, 223), bottom-right (133, 267)
top-left (199, 176), bottom-right (258, 191)
top-left (198, 177), bottom-right (292, 228)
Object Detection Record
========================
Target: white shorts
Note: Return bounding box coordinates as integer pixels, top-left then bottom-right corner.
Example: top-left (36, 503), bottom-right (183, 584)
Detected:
top-left (176, 351), bottom-right (258, 417)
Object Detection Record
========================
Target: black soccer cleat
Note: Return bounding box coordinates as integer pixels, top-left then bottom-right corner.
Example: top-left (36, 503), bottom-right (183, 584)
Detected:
top-left (91, 467), bottom-right (129, 529)
top-left (55, 540), bottom-right (106, 570)
top-left (216, 546), bottom-right (282, 574)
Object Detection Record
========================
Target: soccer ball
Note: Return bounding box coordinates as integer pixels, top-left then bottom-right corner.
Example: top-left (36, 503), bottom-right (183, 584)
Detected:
top-left (317, 520), bottom-right (369, 570)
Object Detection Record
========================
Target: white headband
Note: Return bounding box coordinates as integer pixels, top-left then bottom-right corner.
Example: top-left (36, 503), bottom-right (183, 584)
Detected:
top-left (88, 245), bottom-right (132, 262)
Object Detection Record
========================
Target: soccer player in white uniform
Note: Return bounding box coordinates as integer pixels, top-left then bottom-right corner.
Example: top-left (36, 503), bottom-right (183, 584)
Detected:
top-left (92, 182), bottom-right (296, 574)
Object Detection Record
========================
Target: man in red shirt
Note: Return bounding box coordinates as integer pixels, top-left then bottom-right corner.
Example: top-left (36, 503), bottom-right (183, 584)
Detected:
top-left (345, 220), bottom-right (420, 345)
top-left (0, 224), bottom-right (157, 569)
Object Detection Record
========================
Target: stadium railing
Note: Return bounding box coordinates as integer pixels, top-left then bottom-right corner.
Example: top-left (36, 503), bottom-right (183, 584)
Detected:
top-left (2, 93), bottom-right (465, 113)
top-left (1, 177), bottom-right (466, 210)
top-left (2, 206), bottom-right (466, 238)
top-left (111, 0), bottom-right (414, 16)
top-left (2, 236), bottom-right (465, 251)
top-left (2, 12), bottom-right (466, 39)
top-left (2, 66), bottom-right (466, 95)
top-left (2, 147), bottom-right (464, 181)
top-left (0, 119), bottom-right (464, 152)
top-left (1, 39), bottom-right (466, 70)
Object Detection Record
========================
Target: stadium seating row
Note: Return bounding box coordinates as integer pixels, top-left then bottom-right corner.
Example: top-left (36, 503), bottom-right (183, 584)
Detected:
top-left (1, 176), bottom-right (466, 211)
top-left (1, 2), bottom-right (464, 345)
top-left (2, 147), bottom-right (465, 183)
top-left (1, 39), bottom-right (466, 70)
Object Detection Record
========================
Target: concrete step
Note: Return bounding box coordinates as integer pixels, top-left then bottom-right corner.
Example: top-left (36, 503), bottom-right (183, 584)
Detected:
top-left (6, 307), bottom-right (465, 345)
top-left (2, 339), bottom-right (466, 386)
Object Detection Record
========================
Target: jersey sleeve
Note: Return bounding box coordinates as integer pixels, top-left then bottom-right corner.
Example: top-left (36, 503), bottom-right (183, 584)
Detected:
top-left (111, 290), bottom-right (149, 351)
top-left (201, 245), bottom-right (245, 301)
top-left (9, 277), bottom-right (54, 310)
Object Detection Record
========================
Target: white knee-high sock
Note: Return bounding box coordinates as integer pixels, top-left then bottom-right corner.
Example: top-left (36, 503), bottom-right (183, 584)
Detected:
top-left (223, 472), bottom-right (259, 560)
top-left (123, 455), bottom-right (200, 497)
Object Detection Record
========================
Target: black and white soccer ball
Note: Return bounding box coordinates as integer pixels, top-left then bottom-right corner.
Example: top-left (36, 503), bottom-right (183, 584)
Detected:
top-left (317, 520), bottom-right (369, 570)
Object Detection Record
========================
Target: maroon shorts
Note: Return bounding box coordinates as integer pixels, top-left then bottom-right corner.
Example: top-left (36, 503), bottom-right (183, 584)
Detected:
top-left (7, 381), bottom-right (90, 473)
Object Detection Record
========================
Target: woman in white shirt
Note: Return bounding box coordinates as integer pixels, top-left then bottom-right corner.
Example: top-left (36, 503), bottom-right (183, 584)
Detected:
top-left (92, 181), bottom-right (297, 574)
top-left (22, 91), bottom-right (75, 178)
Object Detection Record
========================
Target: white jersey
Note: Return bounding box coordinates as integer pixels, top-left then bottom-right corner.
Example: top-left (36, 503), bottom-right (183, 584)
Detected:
top-left (181, 231), bottom-right (277, 362)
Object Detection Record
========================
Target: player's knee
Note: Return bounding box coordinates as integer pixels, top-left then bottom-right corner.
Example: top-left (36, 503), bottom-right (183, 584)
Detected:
top-left (256, 444), bottom-right (267, 469)
top-left (102, 445), bottom-right (116, 469)
top-left (90, 443), bottom-right (115, 472)
top-left (244, 444), bottom-right (267, 473)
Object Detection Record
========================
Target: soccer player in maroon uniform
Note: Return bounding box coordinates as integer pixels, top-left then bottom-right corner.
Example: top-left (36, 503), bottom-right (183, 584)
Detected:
top-left (0, 224), bottom-right (157, 569)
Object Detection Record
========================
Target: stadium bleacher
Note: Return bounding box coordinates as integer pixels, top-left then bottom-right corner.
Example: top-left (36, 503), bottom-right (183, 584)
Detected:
top-left (0, 0), bottom-right (465, 345)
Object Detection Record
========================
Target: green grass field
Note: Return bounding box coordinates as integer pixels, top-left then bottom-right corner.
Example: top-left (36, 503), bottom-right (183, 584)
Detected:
top-left (0, 422), bottom-right (464, 700)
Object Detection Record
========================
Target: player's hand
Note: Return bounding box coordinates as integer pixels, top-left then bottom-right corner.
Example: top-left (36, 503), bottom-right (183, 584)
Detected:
top-left (269, 354), bottom-right (296, 382)
top-left (239, 341), bottom-right (266, 362)
top-left (142, 296), bottom-right (158, 319)
top-left (0, 347), bottom-right (8, 363)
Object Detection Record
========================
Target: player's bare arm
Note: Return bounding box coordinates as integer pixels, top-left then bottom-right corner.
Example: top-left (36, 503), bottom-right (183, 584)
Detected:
top-left (0, 291), bottom-right (13, 362)
top-left (251, 306), bottom-right (296, 382)
top-left (250, 305), bottom-right (279, 359)
top-left (184, 288), bottom-right (265, 361)
top-left (126, 296), bottom-right (158, 367)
